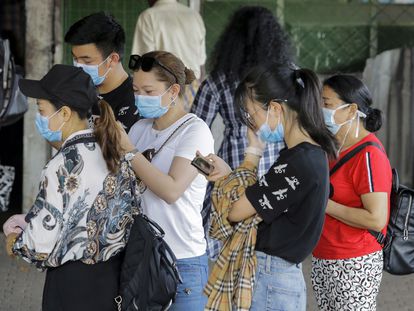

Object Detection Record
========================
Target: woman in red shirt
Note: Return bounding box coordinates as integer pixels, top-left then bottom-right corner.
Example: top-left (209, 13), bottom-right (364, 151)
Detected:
top-left (312, 75), bottom-right (392, 311)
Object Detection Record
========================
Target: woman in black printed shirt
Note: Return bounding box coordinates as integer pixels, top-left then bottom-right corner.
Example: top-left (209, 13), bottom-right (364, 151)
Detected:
top-left (202, 64), bottom-right (338, 310)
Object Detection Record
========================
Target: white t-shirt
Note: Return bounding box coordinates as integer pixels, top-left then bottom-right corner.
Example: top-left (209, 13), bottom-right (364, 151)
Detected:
top-left (131, 0), bottom-right (206, 79)
top-left (128, 114), bottom-right (214, 259)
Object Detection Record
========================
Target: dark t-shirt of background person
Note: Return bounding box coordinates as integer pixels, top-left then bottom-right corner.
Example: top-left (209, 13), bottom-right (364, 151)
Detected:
top-left (245, 142), bottom-right (330, 264)
top-left (92, 76), bottom-right (138, 133)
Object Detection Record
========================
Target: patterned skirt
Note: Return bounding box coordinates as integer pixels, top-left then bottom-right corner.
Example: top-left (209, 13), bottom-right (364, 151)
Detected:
top-left (311, 251), bottom-right (383, 311)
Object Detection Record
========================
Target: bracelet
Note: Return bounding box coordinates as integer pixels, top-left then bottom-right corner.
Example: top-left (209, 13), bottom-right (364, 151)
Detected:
top-left (245, 146), bottom-right (264, 158)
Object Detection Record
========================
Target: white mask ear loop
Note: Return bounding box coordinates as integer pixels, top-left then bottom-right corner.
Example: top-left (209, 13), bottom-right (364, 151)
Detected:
top-left (265, 106), bottom-right (270, 124)
top-left (161, 85), bottom-right (176, 107)
top-left (48, 108), bottom-right (66, 132)
top-left (338, 118), bottom-right (353, 153)
top-left (355, 110), bottom-right (367, 138)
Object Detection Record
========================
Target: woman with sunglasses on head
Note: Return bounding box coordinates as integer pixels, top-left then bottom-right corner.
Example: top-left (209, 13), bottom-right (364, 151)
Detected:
top-left (2, 65), bottom-right (139, 311)
top-left (199, 64), bottom-right (337, 310)
top-left (117, 51), bottom-right (214, 310)
top-left (312, 75), bottom-right (392, 311)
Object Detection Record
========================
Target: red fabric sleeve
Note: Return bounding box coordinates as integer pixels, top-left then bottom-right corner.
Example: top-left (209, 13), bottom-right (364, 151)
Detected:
top-left (351, 146), bottom-right (392, 196)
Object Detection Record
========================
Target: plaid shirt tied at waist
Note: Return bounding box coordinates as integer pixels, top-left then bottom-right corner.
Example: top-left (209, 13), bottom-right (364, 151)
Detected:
top-left (204, 160), bottom-right (262, 311)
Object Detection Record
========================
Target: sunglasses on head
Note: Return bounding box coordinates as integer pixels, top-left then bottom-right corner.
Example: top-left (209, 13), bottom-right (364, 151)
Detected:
top-left (129, 55), bottom-right (177, 83)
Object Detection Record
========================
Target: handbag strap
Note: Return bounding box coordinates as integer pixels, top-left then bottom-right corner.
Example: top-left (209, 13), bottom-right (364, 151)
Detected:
top-left (329, 140), bottom-right (388, 246)
top-left (147, 116), bottom-right (195, 161)
top-left (2, 39), bottom-right (10, 90)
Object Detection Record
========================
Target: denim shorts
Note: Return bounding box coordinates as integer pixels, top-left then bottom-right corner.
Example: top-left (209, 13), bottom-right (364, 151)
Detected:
top-left (169, 253), bottom-right (208, 311)
top-left (250, 251), bottom-right (306, 311)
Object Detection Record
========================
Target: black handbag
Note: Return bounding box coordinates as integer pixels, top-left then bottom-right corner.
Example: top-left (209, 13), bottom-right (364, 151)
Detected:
top-left (330, 141), bottom-right (414, 275)
top-left (116, 213), bottom-right (182, 311)
top-left (0, 38), bottom-right (28, 127)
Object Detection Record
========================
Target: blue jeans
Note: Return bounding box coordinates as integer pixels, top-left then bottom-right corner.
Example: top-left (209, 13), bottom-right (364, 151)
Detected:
top-left (169, 254), bottom-right (208, 311)
top-left (250, 251), bottom-right (306, 311)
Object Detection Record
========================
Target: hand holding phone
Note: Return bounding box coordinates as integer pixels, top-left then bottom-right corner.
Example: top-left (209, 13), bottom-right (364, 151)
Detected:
top-left (191, 155), bottom-right (214, 176)
top-left (192, 152), bottom-right (233, 182)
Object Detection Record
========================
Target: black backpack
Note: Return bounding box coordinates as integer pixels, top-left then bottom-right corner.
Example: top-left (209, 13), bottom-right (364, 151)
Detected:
top-left (382, 169), bottom-right (414, 275)
top-left (0, 38), bottom-right (28, 127)
top-left (115, 213), bottom-right (183, 311)
top-left (330, 141), bottom-right (414, 275)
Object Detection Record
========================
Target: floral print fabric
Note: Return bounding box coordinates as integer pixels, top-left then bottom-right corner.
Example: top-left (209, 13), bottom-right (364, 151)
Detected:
top-left (13, 129), bottom-right (140, 269)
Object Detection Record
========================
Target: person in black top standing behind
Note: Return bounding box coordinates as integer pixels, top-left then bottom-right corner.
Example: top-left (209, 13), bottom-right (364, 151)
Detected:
top-left (65, 12), bottom-right (138, 132)
top-left (203, 64), bottom-right (338, 310)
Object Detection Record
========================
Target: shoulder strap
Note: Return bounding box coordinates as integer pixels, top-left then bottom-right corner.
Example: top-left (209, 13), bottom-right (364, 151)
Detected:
top-left (330, 141), bottom-right (384, 176)
top-left (329, 140), bottom-right (388, 247)
top-left (152, 116), bottom-right (195, 158)
top-left (2, 39), bottom-right (10, 90)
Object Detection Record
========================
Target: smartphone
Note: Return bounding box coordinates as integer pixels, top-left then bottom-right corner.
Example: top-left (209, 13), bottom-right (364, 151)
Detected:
top-left (191, 155), bottom-right (214, 176)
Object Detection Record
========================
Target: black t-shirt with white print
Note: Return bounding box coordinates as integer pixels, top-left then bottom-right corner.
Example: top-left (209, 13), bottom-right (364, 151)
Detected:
top-left (245, 142), bottom-right (330, 264)
top-left (92, 76), bottom-right (139, 133)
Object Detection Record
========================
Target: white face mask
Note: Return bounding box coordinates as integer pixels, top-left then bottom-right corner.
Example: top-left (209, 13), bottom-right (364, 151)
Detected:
top-left (322, 104), bottom-right (352, 135)
top-left (323, 104), bottom-right (367, 153)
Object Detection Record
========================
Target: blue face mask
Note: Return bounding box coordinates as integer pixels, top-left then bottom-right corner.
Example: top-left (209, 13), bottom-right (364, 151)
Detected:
top-left (73, 55), bottom-right (111, 86)
top-left (322, 104), bottom-right (351, 135)
top-left (135, 86), bottom-right (174, 119)
top-left (35, 109), bottom-right (65, 142)
top-left (256, 108), bottom-right (284, 143)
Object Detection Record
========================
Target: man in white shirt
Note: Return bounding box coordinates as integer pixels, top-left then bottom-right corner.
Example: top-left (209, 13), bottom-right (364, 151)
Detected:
top-left (131, 0), bottom-right (207, 110)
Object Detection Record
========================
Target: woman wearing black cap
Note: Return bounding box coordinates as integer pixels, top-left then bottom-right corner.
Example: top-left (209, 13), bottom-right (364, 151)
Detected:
top-left (2, 64), bottom-right (139, 311)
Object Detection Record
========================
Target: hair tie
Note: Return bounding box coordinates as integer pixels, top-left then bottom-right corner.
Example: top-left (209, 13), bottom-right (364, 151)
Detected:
top-left (294, 69), bottom-right (305, 89)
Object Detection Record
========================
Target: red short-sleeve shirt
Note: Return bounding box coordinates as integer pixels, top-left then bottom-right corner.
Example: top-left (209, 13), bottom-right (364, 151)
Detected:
top-left (313, 133), bottom-right (392, 260)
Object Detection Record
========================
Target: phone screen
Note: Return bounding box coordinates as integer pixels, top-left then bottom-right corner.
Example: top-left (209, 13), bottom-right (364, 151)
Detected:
top-left (191, 156), bottom-right (214, 175)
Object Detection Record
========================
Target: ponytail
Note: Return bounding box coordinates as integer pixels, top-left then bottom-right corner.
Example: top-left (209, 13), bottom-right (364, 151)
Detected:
top-left (235, 64), bottom-right (338, 159)
top-left (93, 100), bottom-right (123, 173)
top-left (294, 69), bottom-right (338, 159)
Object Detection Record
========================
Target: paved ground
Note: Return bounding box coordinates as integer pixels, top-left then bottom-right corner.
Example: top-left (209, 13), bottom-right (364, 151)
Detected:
top-left (1, 232), bottom-right (414, 311)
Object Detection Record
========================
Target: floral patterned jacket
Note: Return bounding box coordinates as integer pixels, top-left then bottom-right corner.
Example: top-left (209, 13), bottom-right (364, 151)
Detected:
top-left (13, 129), bottom-right (140, 269)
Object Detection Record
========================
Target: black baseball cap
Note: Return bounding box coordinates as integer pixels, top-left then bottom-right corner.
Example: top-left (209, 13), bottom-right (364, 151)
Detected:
top-left (19, 64), bottom-right (98, 111)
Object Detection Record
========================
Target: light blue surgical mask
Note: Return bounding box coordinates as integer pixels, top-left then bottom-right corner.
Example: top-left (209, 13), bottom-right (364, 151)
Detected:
top-left (73, 55), bottom-right (111, 86)
top-left (134, 86), bottom-right (175, 119)
top-left (35, 109), bottom-right (65, 142)
top-left (256, 108), bottom-right (284, 143)
top-left (323, 103), bottom-right (367, 151)
top-left (322, 104), bottom-right (353, 135)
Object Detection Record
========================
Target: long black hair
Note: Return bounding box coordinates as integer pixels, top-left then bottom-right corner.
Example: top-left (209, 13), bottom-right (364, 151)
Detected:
top-left (323, 75), bottom-right (383, 132)
top-left (235, 64), bottom-right (338, 159)
top-left (209, 6), bottom-right (294, 79)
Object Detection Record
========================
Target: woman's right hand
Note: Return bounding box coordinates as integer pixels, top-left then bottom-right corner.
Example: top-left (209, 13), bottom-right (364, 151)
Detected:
top-left (197, 152), bottom-right (232, 182)
top-left (3, 214), bottom-right (27, 236)
top-left (116, 121), bottom-right (136, 152)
